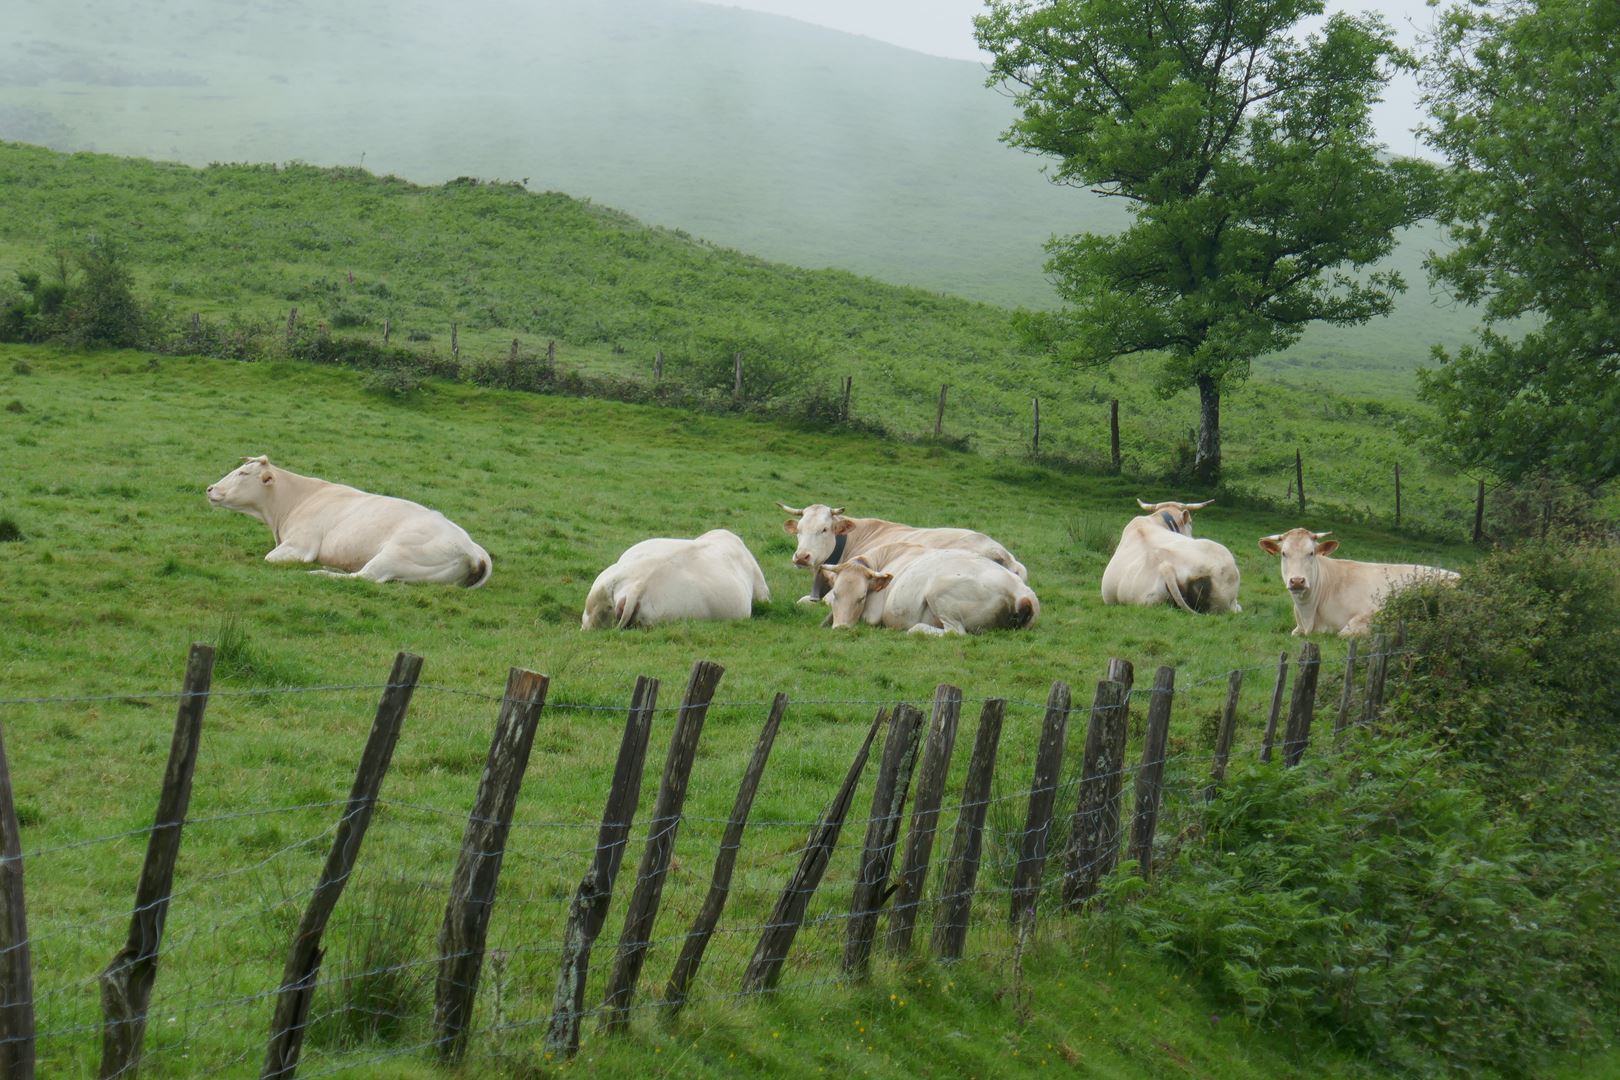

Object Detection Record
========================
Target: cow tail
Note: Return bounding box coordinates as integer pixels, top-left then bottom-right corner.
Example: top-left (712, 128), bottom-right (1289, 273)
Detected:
top-left (1156, 561), bottom-right (1200, 614)
top-left (464, 554), bottom-right (493, 589)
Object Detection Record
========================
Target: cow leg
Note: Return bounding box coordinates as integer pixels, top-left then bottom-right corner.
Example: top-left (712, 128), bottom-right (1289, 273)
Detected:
top-left (264, 541), bottom-right (317, 563)
top-left (905, 623), bottom-right (949, 636)
top-left (1340, 612), bottom-right (1375, 637)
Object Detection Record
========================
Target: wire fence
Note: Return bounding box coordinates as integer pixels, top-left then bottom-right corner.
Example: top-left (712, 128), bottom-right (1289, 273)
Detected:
top-left (0, 638), bottom-right (1408, 1078)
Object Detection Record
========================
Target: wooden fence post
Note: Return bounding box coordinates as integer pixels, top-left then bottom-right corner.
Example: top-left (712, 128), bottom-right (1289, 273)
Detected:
top-left (599, 661), bottom-right (724, 1033)
top-left (843, 705), bottom-right (924, 977)
top-left (1474, 478), bottom-right (1486, 543)
top-left (0, 721), bottom-right (35, 1080)
top-left (1127, 667), bottom-right (1175, 877)
top-left (740, 710), bottom-right (882, 994)
top-left (433, 668), bottom-right (549, 1062)
top-left (547, 339), bottom-right (556, 373)
top-left (1010, 681), bottom-right (1070, 925)
top-left (544, 677), bottom-right (658, 1059)
top-left (1394, 463), bottom-right (1402, 527)
top-left (1204, 670), bottom-right (1243, 801)
top-left (654, 350), bottom-right (664, 383)
top-left (1282, 643), bottom-right (1320, 767)
top-left (841, 375), bottom-right (852, 422)
top-left (886, 685), bottom-right (962, 955)
top-left (664, 693), bottom-right (787, 1013)
top-left (99, 643), bottom-right (214, 1079)
top-left (733, 352), bottom-right (743, 396)
top-left (1109, 399), bottom-right (1121, 472)
top-left (934, 385), bottom-right (948, 437)
top-left (1259, 651), bottom-right (1289, 763)
top-left (1362, 633), bottom-right (1390, 726)
top-left (1031, 397), bottom-right (1040, 455)
top-left (285, 307), bottom-right (298, 347)
top-left (1295, 448), bottom-right (1306, 512)
top-left (450, 322), bottom-right (459, 363)
top-left (382, 318), bottom-right (390, 345)
top-left (262, 652), bottom-right (420, 1080)
top-left (1335, 639), bottom-right (1359, 736)
top-left (932, 700), bottom-right (1005, 962)
top-left (1063, 677), bottom-right (1131, 908)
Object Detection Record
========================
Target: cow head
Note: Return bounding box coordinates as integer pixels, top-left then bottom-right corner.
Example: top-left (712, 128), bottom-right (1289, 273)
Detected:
top-left (1258, 528), bottom-right (1338, 599)
top-left (1136, 499), bottom-right (1213, 536)
top-left (778, 502), bottom-right (852, 568)
top-left (207, 455), bottom-right (275, 511)
top-left (817, 558), bottom-right (891, 628)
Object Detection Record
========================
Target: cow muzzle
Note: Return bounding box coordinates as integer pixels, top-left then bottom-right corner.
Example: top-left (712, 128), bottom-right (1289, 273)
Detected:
top-left (792, 553), bottom-right (812, 568)
top-left (1288, 577), bottom-right (1307, 593)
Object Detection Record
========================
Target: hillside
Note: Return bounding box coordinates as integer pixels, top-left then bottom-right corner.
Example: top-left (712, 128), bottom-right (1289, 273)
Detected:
top-left (0, 142), bottom-right (1492, 538)
top-left (0, 0), bottom-right (1478, 367)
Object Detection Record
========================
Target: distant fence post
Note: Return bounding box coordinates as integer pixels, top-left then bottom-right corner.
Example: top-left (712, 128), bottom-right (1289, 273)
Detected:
top-left (1031, 397), bottom-right (1040, 455)
top-left (733, 352), bottom-right (743, 396)
top-left (547, 339), bottom-right (556, 373)
top-left (382, 318), bottom-right (390, 345)
top-left (841, 375), bottom-right (852, 422)
top-left (1295, 449), bottom-right (1306, 512)
top-left (1259, 651), bottom-right (1289, 763)
top-left (932, 699), bottom-right (1005, 962)
top-left (433, 668), bottom-right (549, 1063)
top-left (99, 643), bottom-right (214, 1080)
top-left (1010, 681), bottom-right (1070, 925)
top-left (654, 350), bottom-right (664, 383)
top-left (886, 685), bottom-right (962, 955)
top-left (934, 385), bottom-right (948, 437)
top-left (1127, 667), bottom-right (1175, 877)
top-left (262, 652), bottom-right (420, 1080)
top-left (1282, 643), bottom-right (1320, 767)
top-left (1362, 633), bottom-right (1390, 726)
top-left (741, 710), bottom-right (881, 994)
top-left (1473, 479), bottom-right (1486, 543)
top-left (1335, 639), bottom-right (1359, 736)
top-left (544, 676), bottom-right (658, 1060)
top-left (1204, 669), bottom-right (1243, 800)
top-left (450, 321), bottom-right (459, 363)
top-left (1109, 399), bottom-right (1121, 472)
top-left (509, 336), bottom-right (520, 366)
top-left (0, 720), bottom-right (35, 1080)
top-left (284, 307), bottom-right (298, 348)
top-left (1394, 463), bottom-right (1402, 527)
top-left (665, 694), bottom-right (786, 1013)
top-left (1063, 676), bottom-right (1131, 909)
top-left (843, 704), bottom-right (923, 978)
top-left (600, 661), bottom-right (724, 1033)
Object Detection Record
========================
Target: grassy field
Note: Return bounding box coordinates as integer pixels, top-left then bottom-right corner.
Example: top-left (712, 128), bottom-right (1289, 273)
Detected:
top-left (0, 142), bottom-right (1496, 540)
top-left (0, 344), bottom-right (1476, 1076)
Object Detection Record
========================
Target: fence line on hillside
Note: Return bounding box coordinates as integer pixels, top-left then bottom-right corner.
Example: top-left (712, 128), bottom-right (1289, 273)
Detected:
top-left (0, 636), bottom-right (1410, 1077)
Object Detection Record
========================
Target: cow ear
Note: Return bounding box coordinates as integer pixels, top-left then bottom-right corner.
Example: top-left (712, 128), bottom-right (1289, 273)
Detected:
top-left (783, 519), bottom-right (799, 535)
top-left (1315, 539), bottom-right (1339, 557)
top-left (1258, 536), bottom-right (1282, 556)
top-left (868, 572), bottom-right (894, 592)
top-left (833, 517), bottom-right (856, 535)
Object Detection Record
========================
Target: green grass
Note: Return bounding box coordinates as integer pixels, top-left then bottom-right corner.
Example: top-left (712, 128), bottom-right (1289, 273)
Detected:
top-left (0, 141), bottom-right (1494, 539)
top-left (0, 344), bottom-right (1472, 1077)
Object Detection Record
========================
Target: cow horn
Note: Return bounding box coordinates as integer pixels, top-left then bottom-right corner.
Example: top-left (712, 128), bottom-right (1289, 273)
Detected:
top-left (1136, 498), bottom-right (1157, 511)
top-left (1311, 530), bottom-right (1333, 540)
top-left (776, 502), bottom-right (805, 516)
top-left (1185, 499), bottom-right (1214, 510)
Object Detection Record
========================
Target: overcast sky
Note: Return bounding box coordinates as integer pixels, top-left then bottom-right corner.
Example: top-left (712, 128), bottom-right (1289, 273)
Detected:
top-left (699, 0), bottom-right (1436, 157)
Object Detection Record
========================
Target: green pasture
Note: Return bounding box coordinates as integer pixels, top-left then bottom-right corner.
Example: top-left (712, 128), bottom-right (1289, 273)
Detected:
top-left (0, 346), bottom-right (1468, 1076)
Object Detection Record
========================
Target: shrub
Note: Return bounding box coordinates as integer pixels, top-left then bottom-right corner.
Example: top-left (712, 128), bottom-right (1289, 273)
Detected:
top-left (362, 366), bottom-right (423, 398)
top-left (63, 237), bottom-right (149, 347)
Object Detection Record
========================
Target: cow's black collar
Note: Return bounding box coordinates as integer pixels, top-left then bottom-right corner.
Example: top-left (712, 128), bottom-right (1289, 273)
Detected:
top-left (830, 531), bottom-right (848, 565)
top-left (1160, 510), bottom-right (1179, 533)
top-left (810, 532), bottom-right (849, 600)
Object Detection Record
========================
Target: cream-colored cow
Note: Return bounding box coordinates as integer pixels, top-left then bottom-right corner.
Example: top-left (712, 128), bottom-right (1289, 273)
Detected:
top-left (582, 529), bottom-right (769, 629)
top-left (207, 456), bottom-right (491, 586)
top-left (1258, 528), bottom-right (1458, 636)
top-left (1100, 500), bottom-right (1241, 614)
top-left (818, 543), bottom-right (1038, 635)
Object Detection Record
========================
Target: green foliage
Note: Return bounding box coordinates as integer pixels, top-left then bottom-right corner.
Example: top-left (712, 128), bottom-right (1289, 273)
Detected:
top-left (0, 515), bottom-right (23, 543)
top-left (1109, 738), bottom-right (1596, 1074)
top-left (1419, 0), bottom-right (1620, 488)
top-left (361, 365), bottom-right (424, 399)
top-left (0, 239), bottom-right (154, 348)
top-left (978, 0), bottom-right (1436, 482)
top-left (308, 877), bottom-right (434, 1049)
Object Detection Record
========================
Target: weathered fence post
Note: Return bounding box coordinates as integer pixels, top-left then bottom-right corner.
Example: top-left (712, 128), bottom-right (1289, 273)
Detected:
top-left (1394, 462), bottom-right (1402, 527)
top-left (99, 643), bottom-right (214, 1079)
top-left (382, 318), bottom-right (390, 345)
top-left (733, 351), bottom-right (743, 396)
top-left (1473, 478), bottom-right (1486, 543)
top-left (1362, 633), bottom-right (1390, 726)
top-left (1010, 681), bottom-right (1070, 924)
top-left (1063, 676), bottom-right (1131, 909)
top-left (450, 321), bottom-right (459, 363)
top-left (665, 693), bottom-right (787, 1013)
top-left (740, 710), bottom-right (882, 994)
top-left (886, 685), bottom-right (962, 955)
top-left (544, 677), bottom-right (658, 1059)
top-left (1109, 399), bottom-right (1121, 472)
top-left (0, 721), bottom-right (35, 1080)
top-left (547, 339), bottom-right (556, 373)
top-left (1259, 651), bottom-right (1289, 763)
top-left (285, 307), bottom-right (298, 347)
top-left (654, 350), bottom-right (664, 383)
top-left (189, 312), bottom-right (201, 336)
top-left (1335, 639), bottom-right (1359, 736)
top-left (1031, 397), bottom-right (1040, 455)
top-left (1127, 667), bottom-right (1175, 877)
top-left (433, 668), bottom-right (549, 1062)
top-left (843, 704), bottom-right (924, 977)
top-left (1282, 643), bottom-right (1321, 767)
top-left (934, 385), bottom-right (948, 437)
top-left (1295, 448), bottom-right (1306, 512)
top-left (1204, 669), bottom-right (1244, 800)
top-left (509, 336), bottom-right (520, 365)
top-left (262, 652), bottom-right (420, 1080)
top-left (599, 661), bottom-right (724, 1033)
top-left (840, 375), bottom-right (852, 422)
top-left (932, 699), bottom-right (1005, 962)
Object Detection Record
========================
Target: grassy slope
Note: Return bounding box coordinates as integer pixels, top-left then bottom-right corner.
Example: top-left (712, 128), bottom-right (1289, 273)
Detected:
top-left (0, 0), bottom-right (1481, 366)
top-left (0, 142), bottom-right (1489, 538)
top-left (0, 344), bottom-right (1468, 1077)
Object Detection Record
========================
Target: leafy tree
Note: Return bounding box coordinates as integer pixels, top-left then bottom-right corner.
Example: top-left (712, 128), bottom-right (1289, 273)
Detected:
top-left (1419, 0), bottom-right (1620, 490)
top-left (977, 0), bottom-right (1434, 483)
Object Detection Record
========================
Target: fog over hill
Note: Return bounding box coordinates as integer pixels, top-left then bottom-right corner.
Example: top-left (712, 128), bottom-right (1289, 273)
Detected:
top-left (5, 0), bottom-right (1472, 372)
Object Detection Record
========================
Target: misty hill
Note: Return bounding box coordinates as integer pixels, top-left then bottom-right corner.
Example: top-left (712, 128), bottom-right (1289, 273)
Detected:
top-left (3, 0), bottom-right (1474, 373)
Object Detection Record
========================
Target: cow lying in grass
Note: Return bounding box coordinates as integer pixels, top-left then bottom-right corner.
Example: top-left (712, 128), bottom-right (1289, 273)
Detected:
top-left (1101, 499), bottom-right (1241, 614)
top-left (1258, 528), bottom-right (1458, 636)
top-left (582, 529), bottom-right (770, 629)
top-left (818, 543), bottom-right (1039, 635)
top-left (206, 455), bottom-right (492, 586)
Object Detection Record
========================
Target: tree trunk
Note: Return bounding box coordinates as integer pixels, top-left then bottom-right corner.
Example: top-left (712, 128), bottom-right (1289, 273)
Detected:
top-left (1195, 375), bottom-right (1221, 485)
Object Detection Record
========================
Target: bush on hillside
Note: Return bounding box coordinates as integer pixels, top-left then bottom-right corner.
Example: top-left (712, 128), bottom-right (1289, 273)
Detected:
top-left (0, 240), bottom-right (158, 348)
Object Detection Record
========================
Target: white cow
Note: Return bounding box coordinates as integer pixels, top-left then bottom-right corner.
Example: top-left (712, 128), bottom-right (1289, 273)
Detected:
top-left (819, 543), bottom-right (1039, 636)
top-left (582, 529), bottom-right (770, 629)
top-left (206, 456), bottom-right (492, 586)
top-left (1100, 500), bottom-right (1241, 614)
top-left (1258, 528), bottom-right (1459, 636)
top-left (778, 502), bottom-right (1026, 604)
